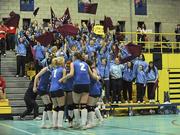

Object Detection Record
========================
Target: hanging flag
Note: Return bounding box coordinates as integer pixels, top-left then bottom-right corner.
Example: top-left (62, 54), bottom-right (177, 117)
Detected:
top-left (20, 0), bottom-right (34, 11)
top-left (4, 11), bottom-right (20, 28)
top-left (104, 16), bottom-right (115, 33)
top-left (50, 7), bottom-right (57, 28)
top-left (33, 7), bottom-right (39, 17)
top-left (35, 32), bottom-right (54, 46)
top-left (78, 0), bottom-right (98, 14)
top-left (59, 8), bottom-right (71, 25)
top-left (120, 43), bottom-right (142, 64)
top-left (87, 18), bottom-right (92, 33)
top-left (51, 7), bottom-right (71, 29)
top-left (134, 0), bottom-right (147, 15)
top-left (57, 24), bottom-right (79, 37)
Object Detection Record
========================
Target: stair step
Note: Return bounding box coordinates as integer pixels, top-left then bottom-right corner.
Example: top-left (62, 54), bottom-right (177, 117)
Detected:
top-left (6, 94), bottom-right (25, 99)
top-left (1, 71), bottom-right (17, 76)
top-left (169, 82), bottom-right (180, 84)
top-left (170, 92), bottom-right (180, 95)
top-left (169, 87), bottom-right (180, 89)
top-left (3, 77), bottom-right (30, 81)
top-left (1, 68), bottom-right (17, 72)
top-left (169, 77), bottom-right (180, 79)
top-left (0, 107), bottom-right (12, 114)
top-left (169, 72), bottom-right (180, 74)
top-left (12, 107), bottom-right (44, 114)
top-left (5, 88), bottom-right (27, 94)
top-left (6, 82), bottom-right (30, 88)
top-left (10, 100), bottom-right (43, 107)
top-left (0, 99), bottom-right (10, 106)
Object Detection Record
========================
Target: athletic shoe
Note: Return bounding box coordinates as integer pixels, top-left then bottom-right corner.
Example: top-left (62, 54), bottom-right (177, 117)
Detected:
top-left (23, 75), bottom-right (27, 78)
top-left (19, 116), bottom-right (25, 120)
top-left (16, 75), bottom-right (19, 78)
top-left (113, 101), bottom-right (116, 104)
top-left (81, 125), bottom-right (87, 130)
top-left (34, 116), bottom-right (41, 121)
top-left (129, 100), bottom-right (133, 103)
top-left (3, 54), bottom-right (6, 57)
top-left (118, 101), bottom-right (122, 104)
top-left (40, 124), bottom-right (48, 129)
top-left (73, 123), bottom-right (81, 129)
top-left (68, 122), bottom-right (73, 128)
top-left (137, 101), bottom-right (141, 104)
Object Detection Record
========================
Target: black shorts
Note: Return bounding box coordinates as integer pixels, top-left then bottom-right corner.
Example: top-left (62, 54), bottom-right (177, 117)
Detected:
top-left (73, 84), bottom-right (90, 94)
top-left (50, 90), bottom-right (64, 98)
top-left (64, 91), bottom-right (72, 94)
top-left (89, 95), bottom-right (101, 98)
top-left (37, 90), bottom-right (49, 96)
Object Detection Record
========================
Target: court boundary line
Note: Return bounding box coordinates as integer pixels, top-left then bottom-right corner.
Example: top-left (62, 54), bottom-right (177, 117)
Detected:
top-left (0, 122), bottom-right (35, 135)
top-left (103, 124), bottom-right (177, 135)
top-left (20, 121), bottom-right (96, 135)
top-left (171, 120), bottom-right (180, 127)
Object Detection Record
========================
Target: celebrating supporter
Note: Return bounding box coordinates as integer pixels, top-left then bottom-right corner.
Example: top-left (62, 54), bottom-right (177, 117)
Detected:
top-left (146, 61), bottom-right (158, 103)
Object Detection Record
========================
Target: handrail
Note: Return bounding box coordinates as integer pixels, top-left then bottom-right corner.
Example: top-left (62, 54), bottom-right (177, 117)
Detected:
top-left (116, 32), bottom-right (180, 53)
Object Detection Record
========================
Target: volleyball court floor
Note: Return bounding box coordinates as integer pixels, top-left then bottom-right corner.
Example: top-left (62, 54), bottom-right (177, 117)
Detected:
top-left (0, 115), bottom-right (179, 135)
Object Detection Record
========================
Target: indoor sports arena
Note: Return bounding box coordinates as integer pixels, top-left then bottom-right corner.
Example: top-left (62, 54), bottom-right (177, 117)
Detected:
top-left (0, 0), bottom-right (180, 135)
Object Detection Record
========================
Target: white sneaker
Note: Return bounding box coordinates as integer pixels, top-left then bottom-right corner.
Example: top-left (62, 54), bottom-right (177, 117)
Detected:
top-left (34, 116), bottom-right (41, 121)
top-left (113, 101), bottom-right (116, 104)
top-left (118, 101), bottom-right (122, 104)
top-left (16, 75), bottom-right (19, 78)
top-left (137, 101), bottom-right (141, 104)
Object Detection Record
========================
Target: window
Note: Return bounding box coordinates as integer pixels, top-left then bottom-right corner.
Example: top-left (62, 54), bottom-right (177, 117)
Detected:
top-left (43, 19), bottom-right (50, 27)
top-left (155, 22), bottom-right (161, 33)
top-left (116, 21), bottom-right (125, 32)
top-left (2, 18), bottom-right (8, 23)
top-left (137, 21), bottom-right (145, 28)
top-left (99, 20), bottom-right (104, 25)
top-left (81, 20), bottom-right (88, 26)
top-left (23, 18), bottom-right (31, 30)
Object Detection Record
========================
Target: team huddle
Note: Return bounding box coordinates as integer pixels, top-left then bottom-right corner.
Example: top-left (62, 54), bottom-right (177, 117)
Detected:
top-left (33, 52), bottom-right (103, 129)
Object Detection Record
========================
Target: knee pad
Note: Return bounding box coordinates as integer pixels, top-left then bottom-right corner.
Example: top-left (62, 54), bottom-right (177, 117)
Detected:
top-left (46, 103), bottom-right (53, 111)
top-left (59, 106), bottom-right (65, 111)
top-left (68, 104), bottom-right (74, 111)
top-left (87, 105), bottom-right (95, 112)
top-left (80, 104), bottom-right (87, 110)
top-left (68, 116), bottom-right (73, 122)
top-left (53, 106), bottom-right (59, 112)
top-left (44, 105), bottom-right (48, 112)
top-left (74, 104), bottom-right (79, 109)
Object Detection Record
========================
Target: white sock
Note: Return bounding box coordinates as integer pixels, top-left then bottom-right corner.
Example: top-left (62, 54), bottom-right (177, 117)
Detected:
top-left (95, 107), bottom-right (103, 122)
top-left (52, 111), bottom-right (58, 128)
top-left (57, 111), bottom-right (64, 128)
top-left (74, 109), bottom-right (80, 125)
top-left (68, 110), bottom-right (74, 119)
top-left (86, 111), bottom-right (95, 128)
top-left (41, 111), bottom-right (47, 128)
top-left (81, 109), bottom-right (87, 127)
top-left (47, 111), bottom-right (53, 125)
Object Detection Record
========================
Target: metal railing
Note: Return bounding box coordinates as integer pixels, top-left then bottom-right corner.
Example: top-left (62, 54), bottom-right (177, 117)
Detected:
top-left (118, 32), bottom-right (180, 53)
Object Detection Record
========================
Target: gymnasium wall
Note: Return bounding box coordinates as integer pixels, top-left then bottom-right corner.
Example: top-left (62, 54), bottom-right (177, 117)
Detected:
top-left (144, 53), bottom-right (180, 103)
top-left (0, 0), bottom-right (180, 33)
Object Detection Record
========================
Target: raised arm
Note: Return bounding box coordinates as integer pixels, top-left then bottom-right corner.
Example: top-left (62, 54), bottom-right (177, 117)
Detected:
top-left (88, 66), bottom-right (99, 81)
top-left (33, 67), bottom-right (48, 93)
top-left (59, 62), bottom-right (74, 82)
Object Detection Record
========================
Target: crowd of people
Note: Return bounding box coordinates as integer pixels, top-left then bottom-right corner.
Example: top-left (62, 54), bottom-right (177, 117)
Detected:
top-left (0, 20), bottom-right (160, 129)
